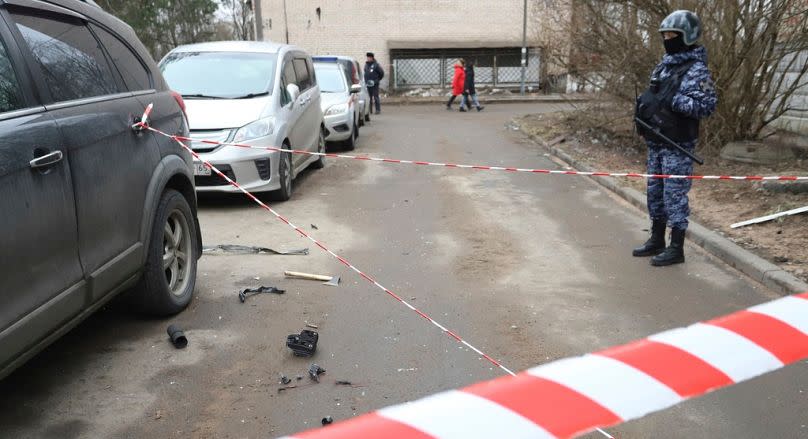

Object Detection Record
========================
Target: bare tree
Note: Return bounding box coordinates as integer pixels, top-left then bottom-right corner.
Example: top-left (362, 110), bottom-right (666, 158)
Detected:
top-left (537, 0), bottom-right (808, 152)
top-left (219, 0), bottom-right (254, 41)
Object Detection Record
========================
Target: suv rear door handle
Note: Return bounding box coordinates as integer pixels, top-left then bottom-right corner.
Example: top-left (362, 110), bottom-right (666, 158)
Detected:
top-left (30, 150), bottom-right (64, 169)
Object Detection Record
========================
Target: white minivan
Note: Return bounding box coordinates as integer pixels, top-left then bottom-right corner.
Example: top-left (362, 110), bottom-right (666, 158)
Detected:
top-left (160, 41), bottom-right (325, 200)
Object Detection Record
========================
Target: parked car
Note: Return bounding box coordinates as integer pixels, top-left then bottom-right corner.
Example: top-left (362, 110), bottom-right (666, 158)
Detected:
top-left (314, 56), bottom-right (371, 126)
top-left (312, 60), bottom-right (362, 150)
top-left (0, 0), bottom-right (201, 380)
top-left (160, 42), bottom-right (325, 200)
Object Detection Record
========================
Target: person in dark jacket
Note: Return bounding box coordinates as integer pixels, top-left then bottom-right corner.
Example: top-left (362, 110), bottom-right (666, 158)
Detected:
top-left (364, 52), bottom-right (384, 114)
top-left (459, 60), bottom-right (484, 112)
top-left (446, 59), bottom-right (465, 110)
top-left (632, 10), bottom-right (717, 267)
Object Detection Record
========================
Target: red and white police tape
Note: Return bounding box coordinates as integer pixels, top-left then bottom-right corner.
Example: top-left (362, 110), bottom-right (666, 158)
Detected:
top-left (138, 120), bottom-right (516, 378)
top-left (139, 112), bottom-right (808, 182)
top-left (282, 292), bottom-right (808, 439)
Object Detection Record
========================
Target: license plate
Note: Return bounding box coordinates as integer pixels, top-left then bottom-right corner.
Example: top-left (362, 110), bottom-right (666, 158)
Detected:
top-left (193, 162), bottom-right (211, 176)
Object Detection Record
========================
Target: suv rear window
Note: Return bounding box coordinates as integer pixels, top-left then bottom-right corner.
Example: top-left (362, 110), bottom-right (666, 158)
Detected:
top-left (11, 10), bottom-right (118, 102)
top-left (0, 39), bottom-right (24, 113)
top-left (91, 24), bottom-right (151, 91)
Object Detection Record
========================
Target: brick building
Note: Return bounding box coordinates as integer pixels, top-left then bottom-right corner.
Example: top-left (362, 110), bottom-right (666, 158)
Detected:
top-left (256, 0), bottom-right (569, 91)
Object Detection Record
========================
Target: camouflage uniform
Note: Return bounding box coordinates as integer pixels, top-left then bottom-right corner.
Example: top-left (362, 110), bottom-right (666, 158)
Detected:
top-left (646, 45), bottom-right (717, 230)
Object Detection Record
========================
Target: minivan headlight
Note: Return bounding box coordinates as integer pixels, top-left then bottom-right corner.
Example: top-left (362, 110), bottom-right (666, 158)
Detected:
top-left (324, 103), bottom-right (349, 117)
top-left (233, 117), bottom-right (275, 143)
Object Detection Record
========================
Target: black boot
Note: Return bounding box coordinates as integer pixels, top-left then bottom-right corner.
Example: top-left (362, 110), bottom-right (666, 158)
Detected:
top-left (651, 228), bottom-right (686, 266)
top-left (632, 220), bottom-right (667, 257)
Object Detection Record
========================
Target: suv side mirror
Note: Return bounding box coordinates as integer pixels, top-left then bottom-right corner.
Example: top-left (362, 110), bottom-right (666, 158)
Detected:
top-left (286, 83), bottom-right (300, 103)
top-left (349, 84), bottom-right (362, 94)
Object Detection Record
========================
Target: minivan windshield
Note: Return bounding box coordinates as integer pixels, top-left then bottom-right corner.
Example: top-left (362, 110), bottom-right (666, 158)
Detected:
top-left (160, 52), bottom-right (277, 99)
top-left (313, 64), bottom-right (346, 93)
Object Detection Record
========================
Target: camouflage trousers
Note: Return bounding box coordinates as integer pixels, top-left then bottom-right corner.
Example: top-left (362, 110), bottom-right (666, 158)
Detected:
top-left (646, 141), bottom-right (696, 230)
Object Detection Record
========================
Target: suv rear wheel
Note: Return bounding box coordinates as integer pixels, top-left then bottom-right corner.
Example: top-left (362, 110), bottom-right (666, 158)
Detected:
top-left (132, 189), bottom-right (197, 315)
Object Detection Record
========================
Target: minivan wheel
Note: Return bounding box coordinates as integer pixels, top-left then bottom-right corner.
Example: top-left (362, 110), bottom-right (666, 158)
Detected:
top-left (344, 124), bottom-right (357, 151)
top-left (272, 147), bottom-right (293, 201)
top-left (132, 189), bottom-right (197, 316)
top-left (364, 113), bottom-right (371, 123)
top-left (310, 129), bottom-right (326, 170)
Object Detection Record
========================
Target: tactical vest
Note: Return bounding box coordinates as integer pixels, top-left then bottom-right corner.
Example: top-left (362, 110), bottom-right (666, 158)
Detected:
top-left (636, 60), bottom-right (698, 143)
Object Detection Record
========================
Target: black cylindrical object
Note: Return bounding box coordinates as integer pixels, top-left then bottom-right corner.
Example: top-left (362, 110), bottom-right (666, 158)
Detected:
top-left (167, 324), bottom-right (188, 349)
top-left (321, 416), bottom-right (333, 426)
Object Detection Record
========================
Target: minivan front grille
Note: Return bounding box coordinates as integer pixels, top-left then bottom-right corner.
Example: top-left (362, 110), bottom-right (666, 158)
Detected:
top-left (195, 164), bottom-right (236, 187)
top-left (189, 129), bottom-right (232, 153)
top-left (255, 158), bottom-right (271, 180)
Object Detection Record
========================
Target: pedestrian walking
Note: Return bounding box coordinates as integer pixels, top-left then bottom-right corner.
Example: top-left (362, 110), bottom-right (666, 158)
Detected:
top-left (364, 52), bottom-right (384, 114)
top-left (460, 60), bottom-right (484, 112)
top-left (446, 59), bottom-right (465, 110)
top-left (633, 10), bottom-right (717, 266)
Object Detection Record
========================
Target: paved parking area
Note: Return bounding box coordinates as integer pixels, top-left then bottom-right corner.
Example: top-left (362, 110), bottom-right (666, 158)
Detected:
top-left (1, 103), bottom-right (805, 439)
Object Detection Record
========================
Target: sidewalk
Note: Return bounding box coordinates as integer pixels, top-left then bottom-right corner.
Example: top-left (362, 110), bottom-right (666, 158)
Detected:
top-left (384, 93), bottom-right (585, 106)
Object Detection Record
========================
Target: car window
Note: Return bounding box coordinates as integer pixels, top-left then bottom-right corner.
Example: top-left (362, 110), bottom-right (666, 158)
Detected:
top-left (306, 57), bottom-right (317, 86)
top-left (11, 10), bottom-right (118, 102)
top-left (90, 24), bottom-right (151, 91)
top-left (292, 58), bottom-right (311, 90)
top-left (312, 65), bottom-right (346, 93)
top-left (0, 38), bottom-right (24, 113)
top-left (161, 51), bottom-right (276, 99)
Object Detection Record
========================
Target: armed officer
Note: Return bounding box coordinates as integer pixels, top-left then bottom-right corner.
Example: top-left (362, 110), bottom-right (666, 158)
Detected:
top-left (633, 10), bottom-right (717, 267)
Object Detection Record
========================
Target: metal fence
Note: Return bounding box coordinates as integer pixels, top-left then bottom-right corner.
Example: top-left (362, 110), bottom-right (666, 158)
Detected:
top-left (391, 47), bottom-right (541, 90)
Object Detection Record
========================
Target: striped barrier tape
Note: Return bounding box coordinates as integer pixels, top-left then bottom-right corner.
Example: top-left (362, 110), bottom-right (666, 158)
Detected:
top-left (282, 292), bottom-right (808, 439)
top-left (144, 125), bottom-right (808, 182)
top-left (141, 122), bottom-right (515, 374)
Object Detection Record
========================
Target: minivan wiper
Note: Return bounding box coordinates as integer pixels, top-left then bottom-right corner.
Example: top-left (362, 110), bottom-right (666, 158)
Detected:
top-left (181, 94), bottom-right (227, 100)
top-left (233, 92), bottom-right (270, 99)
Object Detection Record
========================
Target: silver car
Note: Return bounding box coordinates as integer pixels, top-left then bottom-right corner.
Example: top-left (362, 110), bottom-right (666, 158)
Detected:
top-left (313, 61), bottom-right (362, 150)
top-left (160, 41), bottom-right (325, 200)
top-left (314, 56), bottom-right (371, 126)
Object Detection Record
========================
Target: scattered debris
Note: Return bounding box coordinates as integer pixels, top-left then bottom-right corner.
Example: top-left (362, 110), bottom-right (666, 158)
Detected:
top-left (296, 375), bottom-right (303, 381)
top-left (321, 416), bottom-right (334, 426)
top-left (775, 256), bottom-right (790, 263)
top-left (287, 330), bottom-right (319, 357)
top-left (335, 380), bottom-right (352, 386)
top-left (166, 325), bottom-right (188, 349)
top-left (280, 374), bottom-right (292, 385)
top-left (239, 285), bottom-right (285, 303)
top-left (311, 224), bottom-right (319, 230)
top-left (154, 410), bottom-right (163, 420)
top-left (308, 363), bottom-right (326, 382)
top-left (203, 244), bottom-right (309, 256)
top-left (306, 323), bottom-right (319, 329)
top-left (730, 205), bottom-right (808, 229)
top-left (284, 271), bottom-right (340, 286)
top-left (397, 368), bottom-right (418, 372)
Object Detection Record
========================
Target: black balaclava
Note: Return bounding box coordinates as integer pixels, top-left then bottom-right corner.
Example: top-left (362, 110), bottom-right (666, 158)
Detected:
top-left (663, 33), bottom-right (689, 55)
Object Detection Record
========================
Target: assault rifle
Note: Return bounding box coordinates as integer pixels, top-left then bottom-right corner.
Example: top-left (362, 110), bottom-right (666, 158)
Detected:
top-left (634, 117), bottom-right (705, 165)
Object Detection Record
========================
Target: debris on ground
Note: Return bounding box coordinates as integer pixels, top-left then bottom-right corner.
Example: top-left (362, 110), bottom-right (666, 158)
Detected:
top-left (239, 285), bottom-right (285, 303)
top-left (335, 380), bottom-right (352, 386)
top-left (308, 363), bottom-right (326, 382)
top-left (203, 244), bottom-right (309, 256)
top-left (166, 325), bottom-right (188, 349)
top-left (296, 375), bottom-right (303, 381)
top-left (287, 330), bottom-right (319, 356)
top-left (280, 374), bottom-right (292, 385)
top-left (306, 323), bottom-right (319, 329)
top-left (284, 271), bottom-right (340, 286)
top-left (321, 416), bottom-right (333, 425)
top-left (311, 224), bottom-right (319, 230)
top-left (731, 205), bottom-right (808, 229)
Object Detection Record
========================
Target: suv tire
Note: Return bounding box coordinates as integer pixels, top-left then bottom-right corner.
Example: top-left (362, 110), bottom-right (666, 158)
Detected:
top-left (344, 123), bottom-right (357, 151)
top-left (132, 189), bottom-right (198, 316)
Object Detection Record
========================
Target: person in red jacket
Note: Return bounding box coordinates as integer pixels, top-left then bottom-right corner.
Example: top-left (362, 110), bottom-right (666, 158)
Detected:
top-left (446, 59), bottom-right (466, 110)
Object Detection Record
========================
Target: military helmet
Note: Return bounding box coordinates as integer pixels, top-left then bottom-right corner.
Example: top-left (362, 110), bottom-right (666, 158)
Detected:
top-left (659, 10), bottom-right (702, 46)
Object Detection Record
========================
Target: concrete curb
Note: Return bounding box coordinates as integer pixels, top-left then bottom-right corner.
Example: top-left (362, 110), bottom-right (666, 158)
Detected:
top-left (384, 94), bottom-right (585, 106)
top-left (521, 130), bottom-right (808, 297)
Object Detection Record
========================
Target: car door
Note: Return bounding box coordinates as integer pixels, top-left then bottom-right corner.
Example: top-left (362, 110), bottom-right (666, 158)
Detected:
top-left (0, 10), bottom-right (85, 370)
top-left (281, 55), bottom-right (306, 156)
top-left (291, 55), bottom-right (319, 167)
top-left (7, 4), bottom-right (160, 302)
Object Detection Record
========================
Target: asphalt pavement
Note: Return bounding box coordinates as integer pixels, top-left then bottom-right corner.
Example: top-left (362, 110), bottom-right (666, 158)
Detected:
top-left (0, 103), bottom-right (806, 439)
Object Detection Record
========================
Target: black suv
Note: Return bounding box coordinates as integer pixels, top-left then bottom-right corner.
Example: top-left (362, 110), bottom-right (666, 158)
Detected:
top-left (0, 0), bottom-right (201, 379)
